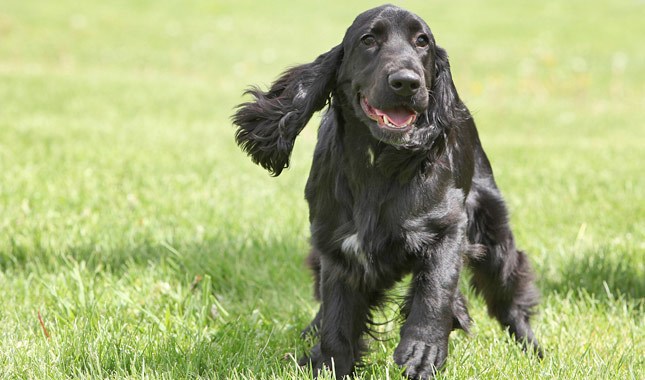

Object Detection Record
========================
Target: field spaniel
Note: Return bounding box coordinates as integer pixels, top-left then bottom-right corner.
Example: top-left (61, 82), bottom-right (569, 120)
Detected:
top-left (233, 5), bottom-right (542, 379)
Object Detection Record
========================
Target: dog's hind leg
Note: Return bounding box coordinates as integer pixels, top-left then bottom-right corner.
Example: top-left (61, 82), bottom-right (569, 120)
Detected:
top-left (465, 175), bottom-right (543, 357)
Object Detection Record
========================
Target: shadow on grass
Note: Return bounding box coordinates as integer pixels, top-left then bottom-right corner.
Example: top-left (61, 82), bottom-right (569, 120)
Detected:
top-left (539, 244), bottom-right (644, 301)
top-left (0, 227), bottom-right (314, 307)
top-left (4, 230), bottom-right (642, 304)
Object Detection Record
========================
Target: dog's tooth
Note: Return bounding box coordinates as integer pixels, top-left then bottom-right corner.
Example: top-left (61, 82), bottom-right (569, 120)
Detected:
top-left (384, 115), bottom-right (396, 128)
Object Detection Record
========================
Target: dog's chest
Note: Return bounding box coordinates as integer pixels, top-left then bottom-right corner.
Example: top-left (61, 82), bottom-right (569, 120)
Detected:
top-left (336, 212), bottom-right (428, 283)
top-left (337, 185), bottom-right (431, 270)
top-left (308, 141), bottom-right (462, 278)
top-left (339, 232), bottom-right (372, 273)
top-left (335, 170), bottom-right (463, 272)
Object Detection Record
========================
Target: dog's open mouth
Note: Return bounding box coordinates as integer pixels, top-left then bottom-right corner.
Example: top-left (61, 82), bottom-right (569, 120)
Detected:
top-left (360, 96), bottom-right (417, 131)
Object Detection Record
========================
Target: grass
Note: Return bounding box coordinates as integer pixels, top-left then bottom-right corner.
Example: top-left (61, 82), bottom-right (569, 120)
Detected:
top-left (0, 0), bottom-right (643, 378)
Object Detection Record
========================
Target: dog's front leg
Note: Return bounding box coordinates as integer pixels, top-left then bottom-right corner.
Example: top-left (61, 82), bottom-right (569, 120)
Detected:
top-left (394, 229), bottom-right (465, 379)
top-left (305, 255), bottom-right (370, 379)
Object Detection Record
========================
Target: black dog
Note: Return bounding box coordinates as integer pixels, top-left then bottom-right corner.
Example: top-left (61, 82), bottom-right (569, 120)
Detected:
top-left (233, 5), bottom-right (541, 379)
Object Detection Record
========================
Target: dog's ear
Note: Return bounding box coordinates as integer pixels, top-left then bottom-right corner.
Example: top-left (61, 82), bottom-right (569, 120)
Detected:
top-left (429, 46), bottom-right (463, 129)
top-left (232, 45), bottom-right (343, 176)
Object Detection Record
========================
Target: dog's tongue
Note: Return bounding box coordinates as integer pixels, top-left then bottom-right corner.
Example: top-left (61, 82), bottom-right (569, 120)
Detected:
top-left (374, 107), bottom-right (416, 127)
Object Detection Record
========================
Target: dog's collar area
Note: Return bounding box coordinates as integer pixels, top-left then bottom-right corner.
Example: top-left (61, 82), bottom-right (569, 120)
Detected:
top-left (360, 95), bottom-right (417, 131)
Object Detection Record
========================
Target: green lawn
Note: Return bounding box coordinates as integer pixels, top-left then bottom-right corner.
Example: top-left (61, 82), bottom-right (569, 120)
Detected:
top-left (0, 0), bottom-right (643, 378)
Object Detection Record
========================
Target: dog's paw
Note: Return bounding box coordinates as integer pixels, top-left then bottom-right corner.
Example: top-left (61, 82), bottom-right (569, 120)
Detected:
top-left (393, 338), bottom-right (448, 380)
top-left (298, 344), bottom-right (355, 379)
top-left (298, 344), bottom-right (333, 379)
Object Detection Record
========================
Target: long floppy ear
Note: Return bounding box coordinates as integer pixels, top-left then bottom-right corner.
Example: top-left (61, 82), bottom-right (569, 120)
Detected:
top-left (429, 46), bottom-right (464, 129)
top-left (232, 45), bottom-right (343, 176)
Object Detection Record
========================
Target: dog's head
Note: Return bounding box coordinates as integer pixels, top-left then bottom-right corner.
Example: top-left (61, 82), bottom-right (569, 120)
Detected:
top-left (337, 5), bottom-right (438, 144)
top-left (233, 5), bottom-right (461, 175)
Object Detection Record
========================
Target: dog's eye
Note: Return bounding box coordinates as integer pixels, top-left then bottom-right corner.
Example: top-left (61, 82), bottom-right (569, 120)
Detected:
top-left (361, 34), bottom-right (376, 47)
top-left (415, 34), bottom-right (430, 48)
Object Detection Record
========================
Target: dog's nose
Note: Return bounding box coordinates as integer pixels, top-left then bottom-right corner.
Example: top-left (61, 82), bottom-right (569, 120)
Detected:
top-left (388, 70), bottom-right (421, 96)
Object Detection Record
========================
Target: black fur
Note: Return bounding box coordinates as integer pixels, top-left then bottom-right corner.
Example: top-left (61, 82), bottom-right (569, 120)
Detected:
top-left (233, 5), bottom-right (542, 379)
